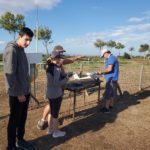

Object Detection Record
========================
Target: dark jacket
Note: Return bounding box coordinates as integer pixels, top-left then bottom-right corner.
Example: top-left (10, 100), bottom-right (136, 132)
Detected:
top-left (3, 41), bottom-right (30, 96)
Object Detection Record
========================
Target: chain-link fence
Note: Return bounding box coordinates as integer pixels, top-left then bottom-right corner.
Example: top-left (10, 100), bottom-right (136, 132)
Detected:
top-left (0, 60), bottom-right (150, 117)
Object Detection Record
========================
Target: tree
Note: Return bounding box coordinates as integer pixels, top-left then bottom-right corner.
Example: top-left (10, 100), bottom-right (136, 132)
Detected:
top-left (0, 12), bottom-right (25, 39)
top-left (94, 39), bottom-right (105, 51)
top-left (106, 40), bottom-right (116, 50)
top-left (34, 26), bottom-right (53, 55)
top-left (129, 47), bottom-right (134, 58)
top-left (0, 53), bottom-right (3, 61)
top-left (123, 52), bottom-right (131, 59)
top-left (139, 44), bottom-right (150, 58)
top-left (115, 42), bottom-right (125, 56)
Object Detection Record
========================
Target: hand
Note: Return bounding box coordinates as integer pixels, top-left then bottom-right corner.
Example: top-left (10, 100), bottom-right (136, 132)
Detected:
top-left (98, 71), bottom-right (103, 75)
top-left (74, 56), bottom-right (82, 61)
top-left (18, 95), bottom-right (26, 102)
top-left (67, 72), bottom-right (74, 78)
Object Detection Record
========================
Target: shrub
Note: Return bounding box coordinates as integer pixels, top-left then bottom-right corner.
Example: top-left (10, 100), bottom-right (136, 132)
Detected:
top-left (123, 52), bottom-right (131, 59)
top-left (0, 53), bottom-right (3, 61)
top-left (42, 54), bottom-right (49, 62)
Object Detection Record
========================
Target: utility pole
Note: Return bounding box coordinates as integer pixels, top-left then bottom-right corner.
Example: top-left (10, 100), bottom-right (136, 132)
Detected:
top-left (36, 6), bottom-right (39, 53)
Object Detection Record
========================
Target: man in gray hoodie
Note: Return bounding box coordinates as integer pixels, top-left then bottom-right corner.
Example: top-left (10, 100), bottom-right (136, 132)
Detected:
top-left (3, 27), bottom-right (33, 150)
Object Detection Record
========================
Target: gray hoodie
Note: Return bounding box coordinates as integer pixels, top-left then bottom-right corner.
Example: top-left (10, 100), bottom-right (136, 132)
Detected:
top-left (3, 41), bottom-right (30, 96)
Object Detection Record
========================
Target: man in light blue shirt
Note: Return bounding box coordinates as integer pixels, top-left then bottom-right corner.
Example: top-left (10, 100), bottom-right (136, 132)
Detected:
top-left (98, 49), bottom-right (119, 113)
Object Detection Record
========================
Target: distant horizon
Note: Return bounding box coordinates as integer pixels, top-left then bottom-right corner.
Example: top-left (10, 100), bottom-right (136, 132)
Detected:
top-left (0, 49), bottom-right (146, 57)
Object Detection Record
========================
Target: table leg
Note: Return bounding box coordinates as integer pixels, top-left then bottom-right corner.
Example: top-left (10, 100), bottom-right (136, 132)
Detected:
top-left (73, 91), bottom-right (76, 120)
top-left (116, 82), bottom-right (123, 96)
top-left (84, 90), bottom-right (86, 105)
top-left (98, 83), bottom-right (100, 102)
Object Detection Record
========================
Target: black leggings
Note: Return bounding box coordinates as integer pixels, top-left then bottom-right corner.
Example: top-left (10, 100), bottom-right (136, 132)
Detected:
top-left (48, 97), bottom-right (62, 118)
top-left (7, 94), bottom-right (30, 148)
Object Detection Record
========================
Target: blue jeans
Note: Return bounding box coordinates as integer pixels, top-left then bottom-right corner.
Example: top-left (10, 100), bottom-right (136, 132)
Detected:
top-left (104, 80), bottom-right (117, 100)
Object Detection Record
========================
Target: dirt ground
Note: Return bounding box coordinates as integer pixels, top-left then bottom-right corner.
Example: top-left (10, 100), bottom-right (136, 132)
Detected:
top-left (0, 66), bottom-right (150, 150)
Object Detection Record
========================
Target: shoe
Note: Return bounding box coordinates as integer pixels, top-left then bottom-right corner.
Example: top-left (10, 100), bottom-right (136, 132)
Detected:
top-left (37, 119), bottom-right (48, 130)
top-left (100, 107), bottom-right (110, 114)
top-left (7, 147), bottom-right (18, 150)
top-left (16, 139), bottom-right (33, 150)
top-left (46, 128), bottom-right (53, 135)
top-left (52, 130), bottom-right (66, 138)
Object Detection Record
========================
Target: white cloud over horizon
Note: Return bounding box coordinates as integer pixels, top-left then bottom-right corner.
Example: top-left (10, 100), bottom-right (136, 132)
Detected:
top-left (59, 22), bottom-right (150, 55)
top-left (0, 0), bottom-right (61, 14)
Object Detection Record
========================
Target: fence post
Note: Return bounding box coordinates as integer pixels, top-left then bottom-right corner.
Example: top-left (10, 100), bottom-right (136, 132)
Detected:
top-left (79, 63), bottom-right (83, 77)
top-left (33, 63), bottom-right (36, 97)
top-left (139, 65), bottom-right (144, 91)
top-left (69, 64), bottom-right (71, 72)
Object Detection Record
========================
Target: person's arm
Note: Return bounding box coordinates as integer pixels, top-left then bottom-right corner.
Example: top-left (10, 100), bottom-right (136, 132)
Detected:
top-left (4, 48), bottom-right (26, 102)
top-left (61, 56), bottom-right (82, 65)
top-left (98, 64), bottom-right (113, 75)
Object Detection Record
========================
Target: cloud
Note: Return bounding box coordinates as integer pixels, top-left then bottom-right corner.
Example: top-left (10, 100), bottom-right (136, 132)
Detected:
top-left (118, 23), bottom-right (150, 33)
top-left (60, 23), bottom-right (150, 52)
top-left (143, 10), bottom-right (150, 16)
top-left (0, 40), bottom-right (5, 44)
top-left (108, 29), bottom-right (125, 37)
top-left (128, 11), bottom-right (150, 23)
top-left (0, 0), bottom-right (61, 14)
top-left (128, 17), bottom-right (144, 23)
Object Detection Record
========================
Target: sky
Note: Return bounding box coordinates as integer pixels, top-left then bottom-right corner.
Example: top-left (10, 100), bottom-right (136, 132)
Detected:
top-left (0, 0), bottom-right (150, 56)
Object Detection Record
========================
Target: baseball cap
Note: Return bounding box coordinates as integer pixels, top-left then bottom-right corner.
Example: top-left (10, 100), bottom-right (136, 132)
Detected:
top-left (101, 49), bottom-right (110, 57)
top-left (51, 50), bottom-right (65, 59)
top-left (53, 45), bottom-right (66, 52)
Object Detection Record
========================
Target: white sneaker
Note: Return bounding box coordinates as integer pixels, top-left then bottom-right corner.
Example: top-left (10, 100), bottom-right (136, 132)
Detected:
top-left (52, 130), bottom-right (66, 138)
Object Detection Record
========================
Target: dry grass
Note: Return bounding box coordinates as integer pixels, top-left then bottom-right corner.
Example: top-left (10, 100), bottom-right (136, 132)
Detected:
top-left (0, 60), bottom-right (150, 150)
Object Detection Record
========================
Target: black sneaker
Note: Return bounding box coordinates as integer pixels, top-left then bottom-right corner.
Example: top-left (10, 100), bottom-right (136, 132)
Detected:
top-left (7, 146), bottom-right (24, 150)
top-left (7, 147), bottom-right (18, 150)
top-left (16, 139), bottom-right (34, 150)
top-left (100, 107), bottom-right (110, 114)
